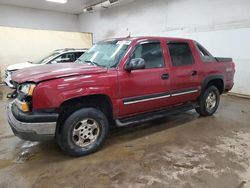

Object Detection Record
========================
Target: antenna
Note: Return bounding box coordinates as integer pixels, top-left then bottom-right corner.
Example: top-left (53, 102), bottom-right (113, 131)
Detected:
top-left (126, 28), bottom-right (131, 38)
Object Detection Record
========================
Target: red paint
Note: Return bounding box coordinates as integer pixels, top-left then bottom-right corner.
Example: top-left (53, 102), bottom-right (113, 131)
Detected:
top-left (12, 36), bottom-right (235, 119)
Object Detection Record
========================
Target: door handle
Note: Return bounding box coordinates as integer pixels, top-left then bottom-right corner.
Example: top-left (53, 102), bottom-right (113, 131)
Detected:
top-left (161, 73), bottom-right (169, 80)
top-left (191, 70), bottom-right (197, 76)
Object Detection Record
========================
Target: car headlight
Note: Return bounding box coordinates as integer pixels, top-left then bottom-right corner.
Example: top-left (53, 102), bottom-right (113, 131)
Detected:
top-left (20, 83), bottom-right (36, 96)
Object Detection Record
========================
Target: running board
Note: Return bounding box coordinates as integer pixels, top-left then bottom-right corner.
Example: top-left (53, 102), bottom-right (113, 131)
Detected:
top-left (115, 103), bottom-right (198, 127)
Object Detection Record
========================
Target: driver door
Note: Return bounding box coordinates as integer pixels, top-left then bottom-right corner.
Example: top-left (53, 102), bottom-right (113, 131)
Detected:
top-left (118, 40), bottom-right (171, 117)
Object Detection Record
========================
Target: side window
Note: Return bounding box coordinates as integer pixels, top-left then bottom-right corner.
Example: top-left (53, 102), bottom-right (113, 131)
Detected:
top-left (53, 53), bottom-right (75, 63)
top-left (51, 55), bottom-right (63, 64)
top-left (167, 42), bottom-right (194, 66)
top-left (132, 42), bottom-right (164, 69)
top-left (51, 53), bottom-right (75, 64)
top-left (64, 53), bottom-right (75, 62)
top-left (75, 52), bottom-right (84, 59)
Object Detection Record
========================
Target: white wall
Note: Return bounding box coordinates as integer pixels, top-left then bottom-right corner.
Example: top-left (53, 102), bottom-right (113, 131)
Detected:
top-left (78, 0), bottom-right (250, 95)
top-left (0, 5), bottom-right (92, 81)
top-left (0, 26), bottom-right (93, 81)
top-left (0, 4), bottom-right (79, 32)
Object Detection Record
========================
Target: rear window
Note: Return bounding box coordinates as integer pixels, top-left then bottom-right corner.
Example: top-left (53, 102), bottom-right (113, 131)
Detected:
top-left (197, 44), bottom-right (209, 56)
top-left (167, 42), bottom-right (194, 66)
top-left (195, 42), bottom-right (215, 62)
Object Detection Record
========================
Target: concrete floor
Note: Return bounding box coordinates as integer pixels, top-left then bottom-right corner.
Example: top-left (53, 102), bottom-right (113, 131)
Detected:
top-left (0, 85), bottom-right (250, 188)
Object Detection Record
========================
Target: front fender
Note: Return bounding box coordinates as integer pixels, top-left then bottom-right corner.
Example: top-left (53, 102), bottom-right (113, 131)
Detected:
top-left (32, 73), bottom-right (117, 110)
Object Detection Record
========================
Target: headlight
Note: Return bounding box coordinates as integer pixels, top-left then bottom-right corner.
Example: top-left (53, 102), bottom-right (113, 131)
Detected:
top-left (20, 83), bottom-right (36, 96)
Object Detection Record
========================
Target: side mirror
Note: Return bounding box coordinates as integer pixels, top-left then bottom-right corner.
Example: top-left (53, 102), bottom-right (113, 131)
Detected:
top-left (125, 58), bottom-right (146, 71)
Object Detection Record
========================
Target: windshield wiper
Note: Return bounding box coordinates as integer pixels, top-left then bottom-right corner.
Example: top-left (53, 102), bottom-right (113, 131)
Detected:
top-left (76, 58), bottom-right (83, 63)
top-left (76, 59), bottom-right (106, 68)
top-left (84, 60), bottom-right (105, 68)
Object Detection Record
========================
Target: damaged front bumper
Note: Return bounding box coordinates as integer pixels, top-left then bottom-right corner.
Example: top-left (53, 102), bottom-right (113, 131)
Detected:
top-left (7, 100), bottom-right (58, 141)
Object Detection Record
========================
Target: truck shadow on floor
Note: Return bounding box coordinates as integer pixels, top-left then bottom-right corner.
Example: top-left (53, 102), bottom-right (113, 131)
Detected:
top-left (107, 110), bottom-right (199, 146)
top-left (14, 110), bottom-right (199, 162)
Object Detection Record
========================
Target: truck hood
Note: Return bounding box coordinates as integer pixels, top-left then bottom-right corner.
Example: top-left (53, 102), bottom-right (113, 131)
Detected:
top-left (12, 63), bottom-right (107, 84)
top-left (7, 62), bottom-right (39, 71)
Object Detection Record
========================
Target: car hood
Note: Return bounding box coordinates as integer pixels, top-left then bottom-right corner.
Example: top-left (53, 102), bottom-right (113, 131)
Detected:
top-left (7, 62), bottom-right (39, 71)
top-left (12, 63), bottom-right (107, 84)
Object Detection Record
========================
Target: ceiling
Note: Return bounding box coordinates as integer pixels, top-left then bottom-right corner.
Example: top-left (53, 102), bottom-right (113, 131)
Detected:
top-left (0, 0), bottom-right (134, 14)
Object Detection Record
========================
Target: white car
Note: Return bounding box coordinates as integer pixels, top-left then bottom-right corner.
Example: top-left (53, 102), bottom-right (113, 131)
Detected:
top-left (4, 48), bottom-right (88, 88)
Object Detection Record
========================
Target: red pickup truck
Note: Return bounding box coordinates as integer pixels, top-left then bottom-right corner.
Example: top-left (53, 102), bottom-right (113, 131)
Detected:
top-left (7, 37), bottom-right (235, 156)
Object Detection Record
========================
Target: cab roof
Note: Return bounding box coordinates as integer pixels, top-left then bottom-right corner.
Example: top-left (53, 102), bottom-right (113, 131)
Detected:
top-left (100, 36), bottom-right (193, 43)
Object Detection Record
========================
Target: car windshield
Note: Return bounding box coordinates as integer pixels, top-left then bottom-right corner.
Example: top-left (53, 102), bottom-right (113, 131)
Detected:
top-left (31, 52), bottom-right (60, 64)
top-left (76, 40), bottom-right (130, 68)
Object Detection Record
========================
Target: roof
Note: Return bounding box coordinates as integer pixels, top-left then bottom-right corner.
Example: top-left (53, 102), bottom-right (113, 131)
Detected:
top-left (100, 36), bottom-right (193, 43)
top-left (54, 48), bottom-right (89, 53)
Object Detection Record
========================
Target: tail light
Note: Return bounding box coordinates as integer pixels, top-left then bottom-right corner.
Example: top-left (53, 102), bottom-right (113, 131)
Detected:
top-left (232, 62), bottom-right (235, 72)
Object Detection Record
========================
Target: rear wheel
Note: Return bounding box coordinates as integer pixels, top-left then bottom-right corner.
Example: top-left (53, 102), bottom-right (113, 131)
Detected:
top-left (57, 107), bottom-right (109, 156)
top-left (196, 86), bottom-right (220, 116)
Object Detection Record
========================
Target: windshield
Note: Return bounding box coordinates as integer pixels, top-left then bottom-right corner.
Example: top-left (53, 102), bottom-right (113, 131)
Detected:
top-left (76, 40), bottom-right (130, 68)
top-left (31, 52), bottom-right (60, 64)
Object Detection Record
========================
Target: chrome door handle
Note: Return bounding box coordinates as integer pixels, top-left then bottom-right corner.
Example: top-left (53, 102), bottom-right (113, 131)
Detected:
top-left (161, 73), bottom-right (169, 80)
top-left (191, 70), bottom-right (197, 76)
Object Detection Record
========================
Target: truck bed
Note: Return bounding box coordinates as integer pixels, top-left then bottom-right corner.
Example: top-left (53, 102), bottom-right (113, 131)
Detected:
top-left (215, 57), bottom-right (233, 62)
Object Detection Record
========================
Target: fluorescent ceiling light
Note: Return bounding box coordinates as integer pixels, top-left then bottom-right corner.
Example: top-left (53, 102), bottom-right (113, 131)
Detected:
top-left (83, 7), bottom-right (94, 13)
top-left (109, 0), bottom-right (119, 4)
top-left (46, 0), bottom-right (67, 4)
top-left (83, 0), bottom-right (120, 12)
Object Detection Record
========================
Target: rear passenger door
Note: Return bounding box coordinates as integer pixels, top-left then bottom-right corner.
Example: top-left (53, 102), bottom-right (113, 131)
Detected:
top-left (167, 41), bottom-right (201, 103)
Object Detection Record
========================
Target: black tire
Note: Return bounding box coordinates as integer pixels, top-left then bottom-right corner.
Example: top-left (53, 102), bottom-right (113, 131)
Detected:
top-left (56, 107), bottom-right (109, 157)
top-left (195, 86), bottom-right (220, 116)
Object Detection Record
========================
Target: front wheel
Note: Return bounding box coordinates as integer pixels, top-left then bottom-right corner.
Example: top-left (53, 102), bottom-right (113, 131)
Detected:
top-left (57, 107), bottom-right (109, 157)
top-left (196, 86), bottom-right (220, 116)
